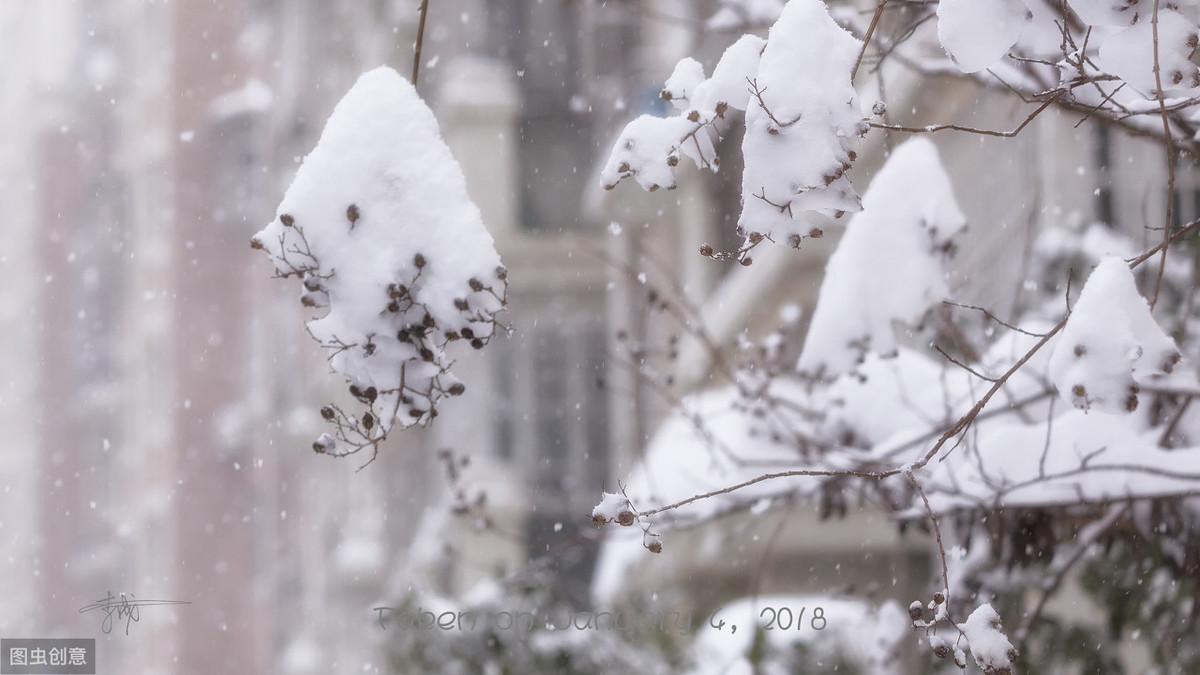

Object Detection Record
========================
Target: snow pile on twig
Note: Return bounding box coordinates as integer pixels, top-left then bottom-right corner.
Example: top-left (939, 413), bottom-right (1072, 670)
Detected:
top-left (797, 138), bottom-right (966, 378)
top-left (601, 35), bottom-right (764, 193)
top-left (1048, 256), bottom-right (1180, 415)
top-left (936, 0), bottom-right (1029, 73)
top-left (929, 0), bottom-right (1200, 96)
top-left (603, 0), bottom-right (866, 253)
top-left (252, 66), bottom-right (508, 463)
top-left (1097, 10), bottom-right (1200, 96)
top-left (959, 604), bottom-right (1018, 674)
top-left (739, 0), bottom-right (867, 243)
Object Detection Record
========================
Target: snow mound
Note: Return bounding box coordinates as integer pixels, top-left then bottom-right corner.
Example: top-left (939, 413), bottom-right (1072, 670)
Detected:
top-left (960, 604), bottom-right (1017, 675)
top-left (1048, 256), bottom-right (1180, 414)
top-left (253, 66), bottom-right (507, 460)
top-left (797, 138), bottom-right (966, 378)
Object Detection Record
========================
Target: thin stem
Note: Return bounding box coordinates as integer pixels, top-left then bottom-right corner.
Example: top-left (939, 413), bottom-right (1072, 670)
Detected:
top-left (1150, 0), bottom-right (1177, 309)
top-left (852, 0), bottom-right (888, 81)
top-left (412, 0), bottom-right (431, 86)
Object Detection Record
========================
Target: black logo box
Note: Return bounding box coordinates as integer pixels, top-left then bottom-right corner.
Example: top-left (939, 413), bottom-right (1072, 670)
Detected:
top-left (1, 640), bottom-right (94, 675)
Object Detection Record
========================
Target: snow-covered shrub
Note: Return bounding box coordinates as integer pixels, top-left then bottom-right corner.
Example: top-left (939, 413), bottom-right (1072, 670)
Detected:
top-left (593, 0), bottom-right (1200, 671)
top-left (253, 66), bottom-right (507, 465)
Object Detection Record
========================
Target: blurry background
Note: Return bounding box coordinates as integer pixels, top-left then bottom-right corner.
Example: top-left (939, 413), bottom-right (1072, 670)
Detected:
top-left (0, 0), bottom-right (1173, 673)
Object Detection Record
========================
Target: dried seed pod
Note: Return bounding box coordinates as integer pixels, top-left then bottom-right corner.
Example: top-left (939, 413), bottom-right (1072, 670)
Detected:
top-left (908, 601), bottom-right (924, 622)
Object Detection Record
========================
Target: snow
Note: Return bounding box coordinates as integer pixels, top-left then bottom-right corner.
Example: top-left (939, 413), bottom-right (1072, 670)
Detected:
top-left (661, 58), bottom-right (705, 112)
top-left (936, 0), bottom-right (1028, 73)
top-left (592, 491), bottom-right (633, 525)
top-left (929, 407), bottom-right (1200, 509)
top-left (739, 0), bottom-right (867, 242)
top-left (1048, 257), bottom-right (1180, 414)
top-left (590, 379), bottom-right (823, 601)
top-left (1098, 10), bottom-right (1200, 96)
top-left (689, 35), bottom-right (767, 115)
top-left (959, 604), bottom-right (1017, 674)
top-left (601, 36), bottom-right (763, 193)
top-left (602, 0), bottom-right (867, 247)
top-left (689, 595), bottom-right (907, 675)
top-left (797, 138), bottom-right (966, 378)
top-left (601, 115), bottom-right (718, 192)
top-left (252, 66), bottom-right (506, 452)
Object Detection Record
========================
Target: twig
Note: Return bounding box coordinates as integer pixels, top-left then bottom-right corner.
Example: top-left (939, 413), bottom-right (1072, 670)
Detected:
top-left (1150, 0), bottom-right (1177, 309)
top-left (943, 300), bottom-right (1049, 338)
top-left (412, 0), bottom-right (431, 86)
top-left (852, 0), bottom-right (889, 81)
top-left (871, 92), bottom-right (1062, 139)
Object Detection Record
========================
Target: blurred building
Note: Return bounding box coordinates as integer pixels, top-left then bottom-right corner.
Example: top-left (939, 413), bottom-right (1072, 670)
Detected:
top-left (0, 0), bottom-right (709, 673)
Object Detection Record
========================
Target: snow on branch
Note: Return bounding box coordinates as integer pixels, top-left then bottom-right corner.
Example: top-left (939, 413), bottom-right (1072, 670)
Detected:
top-left (252, 66), bottom-right (508, 466)
top-left (1097, 9), bottom-right (1200, 96)
top-left (959, 604), bottom-right (1018, 675)
top-left (739, 0), bottom-right (867, 243)
top-left (603, 0), bottom-right (866, 256)
top-left (1048, 256), bottom-right (1181, 415)
top-left (923, 0), bottom-right (1200, 100)
top-left (601, 35), bottom-right (765, 193)
top-left (936, 0), bottom-right (1030, 73)
top-left (797, 138), bottom-right (966, 378)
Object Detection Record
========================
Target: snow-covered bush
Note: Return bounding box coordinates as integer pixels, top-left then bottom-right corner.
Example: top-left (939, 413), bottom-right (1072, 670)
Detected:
top-left (253, 66), bottom-right (507, 466)
top-left (593, 0), bottom-right (1200, 671)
